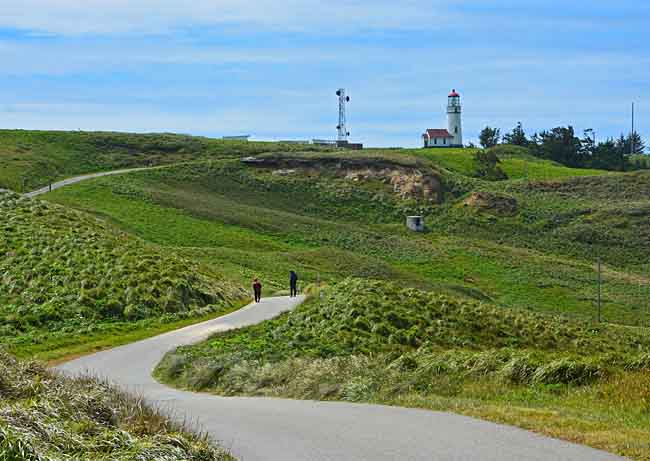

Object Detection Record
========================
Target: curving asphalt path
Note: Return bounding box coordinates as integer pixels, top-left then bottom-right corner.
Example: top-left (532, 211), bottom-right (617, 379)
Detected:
top-left (25, 166), bottom-right (157, 198)
top-left (58, 296), bottom-right (623, 461)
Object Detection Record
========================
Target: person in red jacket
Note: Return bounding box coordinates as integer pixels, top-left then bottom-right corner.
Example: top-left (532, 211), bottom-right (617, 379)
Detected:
top-left (253, 278), bottom-right (262, 303)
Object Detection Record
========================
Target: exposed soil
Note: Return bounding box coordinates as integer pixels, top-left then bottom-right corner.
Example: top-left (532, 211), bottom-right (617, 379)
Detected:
top-left (463, 191), bottom-right (518, 216)
top-left (242, 156), bottom-right (442, 203)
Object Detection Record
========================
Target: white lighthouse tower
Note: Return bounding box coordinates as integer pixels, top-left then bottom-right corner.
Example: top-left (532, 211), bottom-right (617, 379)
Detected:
top-left (447, 89), bottom-right (463, 147)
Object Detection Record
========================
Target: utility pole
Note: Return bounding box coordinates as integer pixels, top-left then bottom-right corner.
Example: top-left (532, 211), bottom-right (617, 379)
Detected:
top-left (597, 257), bottom-right (602, 323)
top-left (630, 103), bottom-right (634, 155)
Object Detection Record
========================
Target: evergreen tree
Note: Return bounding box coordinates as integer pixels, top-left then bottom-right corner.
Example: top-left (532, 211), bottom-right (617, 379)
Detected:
top-left (503, 122), bottom-right (529, 146)
top-left (590, 139), bottom-right (627, 171)
top-left (635, 159), bottom-right (643, 171)
top-left (479, 126), bottom-right (500, 148)
top-left (580, 130), bottom-right (596, 159)
top-left (615, 132), bottom-right (646, 155)
top-left (530, 126), bottom-right (586, 168)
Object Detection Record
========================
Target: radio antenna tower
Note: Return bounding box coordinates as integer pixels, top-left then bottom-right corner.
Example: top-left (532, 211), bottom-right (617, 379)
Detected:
top-left (336, 88), bottom-right (350, 142)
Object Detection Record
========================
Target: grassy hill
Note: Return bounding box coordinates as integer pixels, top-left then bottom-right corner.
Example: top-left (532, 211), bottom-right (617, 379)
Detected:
top-left (0, 129), bottom-right (603, 192)
top-left (0, 190), bottom-right (245, 360)
top-left (0, 351), bottom-right (232, 460)
top-left (46, 154), bottom-right (650, 326)
top-left (3, 130), bottom-right (650, 459)
top-left (156, 279), bottom-right (650, 460)
top-left (410, 144), bottom-right (605, 180)
top-left (0, 129), bottom-right (332, 191)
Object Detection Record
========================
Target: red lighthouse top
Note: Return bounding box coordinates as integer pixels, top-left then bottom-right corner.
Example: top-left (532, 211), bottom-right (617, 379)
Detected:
top-left (449, 89), bottom-right (460, 97)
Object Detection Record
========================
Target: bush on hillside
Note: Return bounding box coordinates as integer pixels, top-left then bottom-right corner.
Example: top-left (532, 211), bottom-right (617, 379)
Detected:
top-left (474, 150), bottom-right (508, 181)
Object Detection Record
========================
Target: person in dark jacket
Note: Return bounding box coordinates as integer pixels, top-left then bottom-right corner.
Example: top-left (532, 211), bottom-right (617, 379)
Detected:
top-left (289, 271), bottom-right (298, 297)
top-left (253, 278), bottom-right (262, 303)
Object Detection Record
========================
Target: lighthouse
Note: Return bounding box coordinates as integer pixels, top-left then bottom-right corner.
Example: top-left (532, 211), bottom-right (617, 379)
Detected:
top-left (422, 89), bottom-right (464, 148)
top-left (447, 89), bottom-right (463, 147)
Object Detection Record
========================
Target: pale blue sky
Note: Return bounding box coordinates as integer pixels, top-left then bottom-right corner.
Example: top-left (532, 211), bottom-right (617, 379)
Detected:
top-left (0, 1), bottom-right (647, 147)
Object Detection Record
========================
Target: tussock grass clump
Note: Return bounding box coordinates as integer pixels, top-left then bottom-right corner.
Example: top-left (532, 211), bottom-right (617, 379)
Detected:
top-left (0, 191), bottom-right (244, 354)
top-left (0, 350), bottom-right (232, 460)
top-left (158, 278), bottom-right (650, 395)
top-left (530, 358), bottom-right (603, 385)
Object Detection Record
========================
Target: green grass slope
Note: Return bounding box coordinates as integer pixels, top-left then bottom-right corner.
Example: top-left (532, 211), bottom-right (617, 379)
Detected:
top-left (3, 135), bottom-right (649, 459)
top-left (161, 278), bottom-right (650, 374)
top-left (157, 279), bottom-right (650, 460)
top-left (0, 191), bottom-right (245, 360)
top-left (0, 351), bottom-right (233, 460)
top-left (0, 129), bottom-right (332, 191)
top-left (47, 156), bottom-right (650, 326)
top-left (429, 170), bottom-right (650, 272)
top-left (400, 145), bottom-right (605, 180)
top-left (0, 129), bottom-right (605, 192)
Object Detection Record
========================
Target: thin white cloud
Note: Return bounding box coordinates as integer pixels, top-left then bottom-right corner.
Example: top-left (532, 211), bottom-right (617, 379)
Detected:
top-left (0, 0), bottom-right (446, 35)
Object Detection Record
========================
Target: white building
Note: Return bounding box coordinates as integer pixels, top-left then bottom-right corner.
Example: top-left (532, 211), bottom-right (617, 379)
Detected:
top-left (422, 89), bottom-right (463, 148)
top-left (422, 129), bottom-right (453, 148)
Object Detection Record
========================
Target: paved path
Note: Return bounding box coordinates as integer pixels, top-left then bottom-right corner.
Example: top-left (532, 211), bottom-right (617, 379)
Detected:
top-left (58, 296), bottom-right (623, 461)
top-left (25, 167), bottom-right (156, 198)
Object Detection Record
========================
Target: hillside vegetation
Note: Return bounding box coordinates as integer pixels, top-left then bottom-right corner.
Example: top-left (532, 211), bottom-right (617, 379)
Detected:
top-left (412, 144), bottom-right (605, 180)
top-left (157, 279), bottom-right (650, 460)
top-left (0, 129), bottom-right (603, 192)
top-left (0, 351), bottom-right (232, 460)
top-left (48, 154), bottom-right (650, 326)
top-left (0, 129), bottom-right (331, 191)
top-left (0, 191), bottom-right (245, 360)
top-left (7, 131), bottom-right (650, 459)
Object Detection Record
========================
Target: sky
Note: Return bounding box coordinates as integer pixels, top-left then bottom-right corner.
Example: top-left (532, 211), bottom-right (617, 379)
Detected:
top-left (0, 0), bottom-right (647, 148)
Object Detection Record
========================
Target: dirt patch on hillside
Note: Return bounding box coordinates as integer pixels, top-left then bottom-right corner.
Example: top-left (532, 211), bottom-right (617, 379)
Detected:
top-left (242, 156), bottom-right (442, 203)
top-left (464, 192), bottom-right (518, 216)
top-left (344, 167), bottom-right (441, 202)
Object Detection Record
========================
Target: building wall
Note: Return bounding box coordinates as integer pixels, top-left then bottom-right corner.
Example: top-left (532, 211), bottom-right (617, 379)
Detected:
top-left (423, 136), bottom-right (453, 148)
top-left (447, 112), bottom-right (463, 147)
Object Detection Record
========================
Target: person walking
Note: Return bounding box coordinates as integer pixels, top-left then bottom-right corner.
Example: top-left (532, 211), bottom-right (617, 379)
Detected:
top-left (289, 271), bottom-right (299, 297)
top-left (253, 278), bottom-right (262, 303)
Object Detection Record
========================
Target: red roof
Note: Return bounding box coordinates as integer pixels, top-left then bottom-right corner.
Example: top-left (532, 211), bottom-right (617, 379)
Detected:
top-left (449, 89), bottom-right (460, 97)
top-left (424, 129), bottom-right (452, 138)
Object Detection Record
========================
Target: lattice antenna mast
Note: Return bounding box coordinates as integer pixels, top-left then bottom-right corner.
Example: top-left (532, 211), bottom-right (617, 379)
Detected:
top-left (336, 88), bottom-right (350, 142)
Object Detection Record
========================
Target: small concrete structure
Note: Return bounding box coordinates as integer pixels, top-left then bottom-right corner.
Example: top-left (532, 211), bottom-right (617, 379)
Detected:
top-left (406, 216), bottom-right (425, 232)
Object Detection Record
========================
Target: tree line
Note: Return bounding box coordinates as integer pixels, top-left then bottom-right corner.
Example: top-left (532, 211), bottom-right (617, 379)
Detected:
top-left (478, 122), bottom-right (647, 171)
